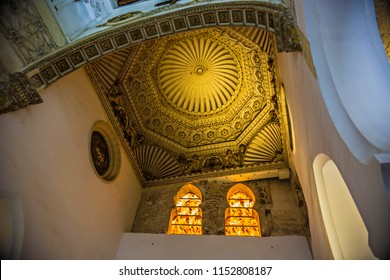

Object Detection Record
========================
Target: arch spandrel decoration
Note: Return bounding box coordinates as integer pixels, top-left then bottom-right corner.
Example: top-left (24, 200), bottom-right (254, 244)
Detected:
top-left (167, 184), bottom-right (203, 235)
top-left (225, 183), bottom-right (261, 236)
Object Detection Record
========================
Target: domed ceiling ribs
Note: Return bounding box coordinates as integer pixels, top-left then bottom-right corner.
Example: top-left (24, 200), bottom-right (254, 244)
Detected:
top-left (158, 35), bottom-right (241, 115)
top-left (87, 46), bottom-right (139, 94)
top-left (124, 28), bottom-right (274, 150)
top-left (134, 145), bottom-right (181, 180)
top-left (231, 27), bottom-right (274, 55)
top-left (244, 122), bottom-right (284, 164)
top-left (87, 27), bottom-right (290, 186)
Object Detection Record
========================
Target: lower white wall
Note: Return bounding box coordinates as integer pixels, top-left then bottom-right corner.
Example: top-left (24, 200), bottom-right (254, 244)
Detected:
top-left (116, 233), bottom-right (312, 260)
top-left (0, 69), bottom-right (142, 259)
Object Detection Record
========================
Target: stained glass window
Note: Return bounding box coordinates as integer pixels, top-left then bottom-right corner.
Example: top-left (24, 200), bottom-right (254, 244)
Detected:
top-left (225, 184), bottom-right (261, 236)
top-left (167, 185), bottom-right (202, 235)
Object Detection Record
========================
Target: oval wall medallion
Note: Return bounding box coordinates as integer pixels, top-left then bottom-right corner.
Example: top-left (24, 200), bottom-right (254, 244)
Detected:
top-left (90, 121), bottom-right (121, 181)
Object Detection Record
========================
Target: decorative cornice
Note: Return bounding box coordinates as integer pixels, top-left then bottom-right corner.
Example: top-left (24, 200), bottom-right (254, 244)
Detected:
top-left (21, 1), bottom-right (301, 90)
top-left (144, 161), bottom-right (288, 188)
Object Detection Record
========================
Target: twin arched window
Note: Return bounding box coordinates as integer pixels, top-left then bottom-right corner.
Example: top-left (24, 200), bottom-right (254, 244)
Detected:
top-left (167, 183), bottom-right (261, 236)
top-left (167, 184), bottom-right (202, 235)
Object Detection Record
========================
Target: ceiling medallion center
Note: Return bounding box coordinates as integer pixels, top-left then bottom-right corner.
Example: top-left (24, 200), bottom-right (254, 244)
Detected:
top-left (158, 35), bottom-right (242, 115)
top-left (194, 65), bottom-right (206, 76)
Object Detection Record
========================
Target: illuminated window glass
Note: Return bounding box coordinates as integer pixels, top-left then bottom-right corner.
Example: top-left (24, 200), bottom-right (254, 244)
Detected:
top-left (167, 184), bottom-right (202, 235)
top-left (225, 184), bottom-right (261, 236)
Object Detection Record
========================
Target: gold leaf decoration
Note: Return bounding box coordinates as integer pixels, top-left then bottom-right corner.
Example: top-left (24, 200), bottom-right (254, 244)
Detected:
top-left (90, 48), bottom-right (135, 92)
top-left (158, 34), bottom-right (241, 114)
top-left (134, 144), bottom-right (181, 180)
top-left (244, 122), bottom-right (283, 164)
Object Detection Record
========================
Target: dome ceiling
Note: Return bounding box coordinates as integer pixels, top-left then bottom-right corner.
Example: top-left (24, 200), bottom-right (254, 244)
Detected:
top-left (86, 26), bottom-right (290, 186)
top-left (158, 34), bottom-right (241, 115)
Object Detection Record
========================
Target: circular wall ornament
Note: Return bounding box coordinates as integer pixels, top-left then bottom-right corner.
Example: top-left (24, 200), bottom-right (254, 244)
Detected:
top-left (90, 121), bottom-right (121, 181)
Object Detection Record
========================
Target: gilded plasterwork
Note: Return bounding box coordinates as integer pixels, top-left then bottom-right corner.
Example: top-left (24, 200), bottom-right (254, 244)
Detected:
top-left (158, 35), bottom-right (241, 115)
top-left (124, 28), bottom-right (270, 148)
top-left (86, 27), bottom-right (290, 186)
top-left (22, 1), bottom-right (300, 90)
top-left (0, 1), bottom-right (301, 115)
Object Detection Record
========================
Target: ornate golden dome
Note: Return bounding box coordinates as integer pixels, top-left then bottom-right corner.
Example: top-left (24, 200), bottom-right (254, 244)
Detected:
top-left (158, 35), bottom-right (241, 114)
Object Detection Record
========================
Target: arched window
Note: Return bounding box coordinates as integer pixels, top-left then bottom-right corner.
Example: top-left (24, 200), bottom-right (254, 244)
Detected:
top-left (313, 154), bottom-right (375, 259)
top-left (167, 184), bottom-right (202, 235)
top-left (225, 183), bottom-right (261, 236)
top-left (280, 84), bottom-right (295, 152)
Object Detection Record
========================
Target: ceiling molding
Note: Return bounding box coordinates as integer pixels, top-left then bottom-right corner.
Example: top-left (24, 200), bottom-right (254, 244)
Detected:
top-left (22, 1), bottom-right (301, 90)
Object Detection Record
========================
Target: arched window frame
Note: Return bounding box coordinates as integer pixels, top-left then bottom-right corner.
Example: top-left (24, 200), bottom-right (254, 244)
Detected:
top-left (225, 183), bottom-right (261, 237)
top-left (313, 153), bottom-right (375, 259)
top-left (167, 184), bottom-right (202, 235)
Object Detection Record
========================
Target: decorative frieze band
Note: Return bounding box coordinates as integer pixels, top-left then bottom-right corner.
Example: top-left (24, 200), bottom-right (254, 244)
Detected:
top-left (22, 2), bottom-right (301, 90)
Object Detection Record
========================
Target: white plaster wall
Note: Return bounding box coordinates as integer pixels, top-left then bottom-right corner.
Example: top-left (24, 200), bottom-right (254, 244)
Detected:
top-left (0, 69), bottom-right (142, 259)
top-left (116, 233), bottom-right (312, 260)
top-left (278, 0), bottom-right (390, 259)
top-left (312, 0), bottom-right (390, 152)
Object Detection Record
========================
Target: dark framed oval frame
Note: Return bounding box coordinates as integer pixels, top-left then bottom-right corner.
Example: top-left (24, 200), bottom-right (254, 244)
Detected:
top-left (89, 121), bottom-right (121, 182)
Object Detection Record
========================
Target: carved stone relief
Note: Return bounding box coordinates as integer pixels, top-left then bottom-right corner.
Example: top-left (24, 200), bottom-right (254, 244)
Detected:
top-left (131, 178), bottom-right (308, 239)
top-left (0, 0), bottom-right (58, 65)
top-left (267, 179), bottom-right (307, 236)
top-left (202, 183), bottom-right (230, 235)
top-left (90, 121), bottom-right (121, 181)
top-left (0, 64), bottom-right (42, 114)
top-left (90, 131), bottom-right (110, 176)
